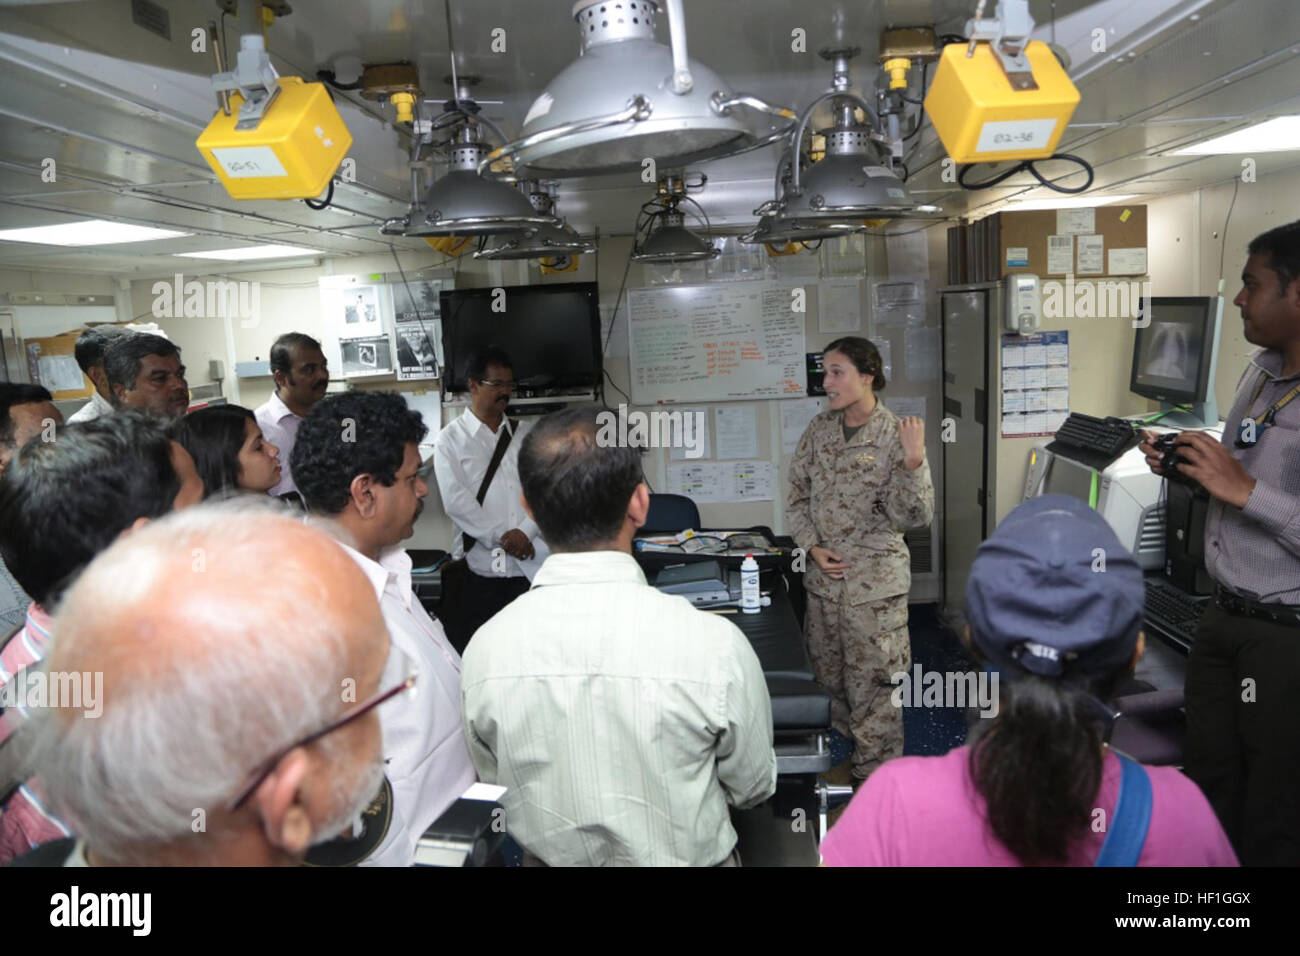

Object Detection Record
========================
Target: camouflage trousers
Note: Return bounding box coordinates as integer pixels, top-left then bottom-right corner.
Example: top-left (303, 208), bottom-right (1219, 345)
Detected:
top-left (804, 591), bottom-right (911, 781)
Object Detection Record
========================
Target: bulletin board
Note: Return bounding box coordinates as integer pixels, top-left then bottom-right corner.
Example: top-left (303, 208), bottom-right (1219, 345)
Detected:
top-left (626, 281), bottom-right (808, 404)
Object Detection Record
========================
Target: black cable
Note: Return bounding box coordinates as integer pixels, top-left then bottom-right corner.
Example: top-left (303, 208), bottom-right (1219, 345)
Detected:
top-left (897, 162), bottom-right (909, 183)
top-left (1219, 177), bottom-right (1241, 282)
top-left (304, 178), bottom-right (334, 210)
top-left (600, 247), bottom-right (635, 405)
top-left (957, 153), bottom-right (1095, 194)
top-left (938, 33), bottom-right (967, 46)
top-left (902, 62), bottom-right (930, 143)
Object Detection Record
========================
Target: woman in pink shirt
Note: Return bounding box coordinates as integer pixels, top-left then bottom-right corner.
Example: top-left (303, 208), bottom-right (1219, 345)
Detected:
top-left (822, 495), bottom-right (1237, 867)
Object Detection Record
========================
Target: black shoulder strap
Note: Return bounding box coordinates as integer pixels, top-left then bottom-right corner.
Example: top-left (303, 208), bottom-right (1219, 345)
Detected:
top-left (6, 837), bottom-right (77, 867)
top-left (462, 418), bottom-right (516, 553)
top-left (0, 622), bottom-right (21, 659)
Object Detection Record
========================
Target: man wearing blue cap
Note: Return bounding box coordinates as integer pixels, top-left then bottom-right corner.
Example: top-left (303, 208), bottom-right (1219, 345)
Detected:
top-left (1138, 220), bottom-right (1300, 866)
top-left (821, 496), bottom-right (1236, 866)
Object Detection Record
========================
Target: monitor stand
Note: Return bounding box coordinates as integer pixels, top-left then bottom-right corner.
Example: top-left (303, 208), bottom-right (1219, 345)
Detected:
top-left (1156, 398), bottom-right (1219, 430)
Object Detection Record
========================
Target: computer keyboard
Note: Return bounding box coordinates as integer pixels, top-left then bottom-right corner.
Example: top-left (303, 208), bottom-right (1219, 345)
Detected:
top-left (1054, 412), bottom-right (1139, 458)
top-left (1144, 577), bottom-right (1210, 648)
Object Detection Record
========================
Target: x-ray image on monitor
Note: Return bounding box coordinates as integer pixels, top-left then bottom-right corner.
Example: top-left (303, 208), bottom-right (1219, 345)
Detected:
top-left (1131, 302), bottom-right (1208, 400)
top-left (1143, 321), bottom-right (1195, 380)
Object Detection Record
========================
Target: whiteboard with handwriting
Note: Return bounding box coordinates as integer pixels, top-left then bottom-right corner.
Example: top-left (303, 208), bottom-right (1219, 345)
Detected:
top-left (627, 282), bottom-right (808, 404)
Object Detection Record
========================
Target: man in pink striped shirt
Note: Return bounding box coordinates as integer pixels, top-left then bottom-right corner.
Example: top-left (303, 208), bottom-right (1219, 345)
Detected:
top-left (0, 412), bottom-right (203, 861)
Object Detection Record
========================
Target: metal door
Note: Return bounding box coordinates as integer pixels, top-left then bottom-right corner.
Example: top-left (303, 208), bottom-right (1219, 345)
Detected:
top-left (941, 288), bottom-right (990, 616)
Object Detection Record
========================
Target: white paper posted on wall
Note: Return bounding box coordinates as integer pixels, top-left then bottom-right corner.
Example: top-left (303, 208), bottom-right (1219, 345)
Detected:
top-left (1001, 330), bottom-right (1069, 437)
top-left (780, 396), bottom-right (826, 453)
top-left (666, 460), bottom-right (774, 503)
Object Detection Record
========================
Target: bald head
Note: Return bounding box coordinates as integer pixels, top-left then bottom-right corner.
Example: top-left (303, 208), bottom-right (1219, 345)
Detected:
top-left (21, 500), bottom-right (389, 866)
top-left (518, 404), bottom-right (647, 552)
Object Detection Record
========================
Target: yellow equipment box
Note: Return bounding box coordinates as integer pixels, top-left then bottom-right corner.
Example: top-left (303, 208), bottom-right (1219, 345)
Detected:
top-left (197, 77), bottom-right (353, 200)
top-left (924, 40), bottom-right (1079, 164)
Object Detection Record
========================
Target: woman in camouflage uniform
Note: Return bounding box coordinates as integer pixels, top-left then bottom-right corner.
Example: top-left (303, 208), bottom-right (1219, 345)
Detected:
top-left (788, 337), bottom-right (934, 785)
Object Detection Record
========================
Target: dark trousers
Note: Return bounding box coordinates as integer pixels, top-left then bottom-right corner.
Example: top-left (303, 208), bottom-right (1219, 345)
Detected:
top-left (1184, 601), bottom-right (1300, 865)
top-left (437, 563), bottom-right (530, 655)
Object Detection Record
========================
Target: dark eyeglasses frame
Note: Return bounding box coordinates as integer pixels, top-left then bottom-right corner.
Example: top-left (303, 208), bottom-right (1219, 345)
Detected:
top-left (227, 675), bottom-right (416, 811)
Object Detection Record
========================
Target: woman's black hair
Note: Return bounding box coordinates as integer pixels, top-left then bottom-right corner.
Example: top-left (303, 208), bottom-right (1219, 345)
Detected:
top-left (170, 405), bottom-right (257, 499)
top-left (965, 661), bottom-right (1127, 865)
top-left (824, 336), bottom-right (887, 391)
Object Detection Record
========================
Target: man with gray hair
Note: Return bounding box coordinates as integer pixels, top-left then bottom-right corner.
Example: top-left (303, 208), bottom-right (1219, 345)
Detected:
top-left (103, 332), bottom-right (189, 420)
top-left (66, 326), bottom-right (131, 425)
top-left (5, 504), bottom-right (393, 866)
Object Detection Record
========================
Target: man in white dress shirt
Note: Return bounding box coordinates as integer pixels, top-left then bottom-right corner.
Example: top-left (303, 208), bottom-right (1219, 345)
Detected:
top-left (433, 346), bottom-right (547, 651)
top-left (254, 332), bottom-right (330, 498)
top-left (292, 390), bottom-right (476, 866)
top-left (66, 325), bottom-right (130, 424)
top-left (462, 405), bottom-right (777, 866)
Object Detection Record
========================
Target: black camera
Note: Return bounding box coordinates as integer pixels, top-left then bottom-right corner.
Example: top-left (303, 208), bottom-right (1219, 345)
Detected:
top-left (1152, 432), bottom-right (1197, 486)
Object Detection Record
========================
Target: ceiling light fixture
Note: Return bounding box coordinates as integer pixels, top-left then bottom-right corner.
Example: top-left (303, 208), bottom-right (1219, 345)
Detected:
top-left (381, 73), bottom-right (556, 239)
top-left (772, 48), bottom-right (935, 227)
top-left (0, 220), bottom-right (190, 246)
top-left (479, 0), bottom-right (796, 178)
top-left (1170, 116), bottom-right (1300, 155)
top-left (474, 181), bottom-right (597, 260)
top-left (173, 244), bottom-right (319, 260)
top-left (630, 174), bottom-right (720, 264)
top-left (996, 193), bottom-right (1139, 212)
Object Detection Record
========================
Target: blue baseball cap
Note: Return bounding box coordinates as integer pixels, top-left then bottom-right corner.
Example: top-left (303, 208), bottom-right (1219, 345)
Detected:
top-left (966, 495), bottom-right (1144, 681)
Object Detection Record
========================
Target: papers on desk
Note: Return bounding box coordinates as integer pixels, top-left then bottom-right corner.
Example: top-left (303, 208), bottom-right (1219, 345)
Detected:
top-left (635, 529), bottom-right (779, 556)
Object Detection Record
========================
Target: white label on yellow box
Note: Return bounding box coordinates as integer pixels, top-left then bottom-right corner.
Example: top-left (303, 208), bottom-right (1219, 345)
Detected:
top-left (210, 146), bottom-right (288, 178)
top-left (974, 118), bottom-right (1058, 153)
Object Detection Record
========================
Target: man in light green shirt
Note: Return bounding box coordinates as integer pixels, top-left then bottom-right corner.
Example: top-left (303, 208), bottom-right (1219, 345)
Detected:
top-left (461, 405), bottom-right (777, 866)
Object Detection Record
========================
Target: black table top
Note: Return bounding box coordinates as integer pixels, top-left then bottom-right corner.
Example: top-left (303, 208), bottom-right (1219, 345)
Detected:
top-left (727, 570), bottom-right (813, 681)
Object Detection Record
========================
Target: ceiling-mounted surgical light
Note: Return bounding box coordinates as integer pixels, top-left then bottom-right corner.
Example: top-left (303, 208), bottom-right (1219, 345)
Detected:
top-left (474, 181), bottom-right (597, 260)
top-left (773, 48), bottom-right (937, 226)
top-left (381, 114), bottom-right (554, 239)
top-left (631, 174), bottom-right (720, 264)
top-left (479, 0), bottom-right (795, 177)
top-left (739, 215), bottom-right (867, 247)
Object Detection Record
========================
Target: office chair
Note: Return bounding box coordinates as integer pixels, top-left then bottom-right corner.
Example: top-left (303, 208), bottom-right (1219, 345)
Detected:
top-left (642, 493), bottom-right (701, 533)
top-left (1109, 684), bottom-right (1186, 767)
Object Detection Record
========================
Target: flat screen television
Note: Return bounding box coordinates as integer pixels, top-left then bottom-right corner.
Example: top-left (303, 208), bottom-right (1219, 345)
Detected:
top-left (440, 282), bottom-right (602, 394)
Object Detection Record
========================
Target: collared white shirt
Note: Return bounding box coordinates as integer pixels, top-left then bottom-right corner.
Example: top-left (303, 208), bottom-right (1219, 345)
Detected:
top-left (432, 410), bottom-right (548, 580)
top-left (65, 390), bottom-right (113, 425)
top-left (462, 551), bottom-right (777, 866)
top-left (337, 542), bottom-right (476, 867)
top-left (254, 391), bottom-right (302, 497)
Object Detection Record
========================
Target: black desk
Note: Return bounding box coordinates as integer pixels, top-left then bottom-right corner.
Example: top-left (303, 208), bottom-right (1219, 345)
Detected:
top-left (728, 570), bottom-right (814, 681)
top-left (631, 553), bottom-right (830, 739)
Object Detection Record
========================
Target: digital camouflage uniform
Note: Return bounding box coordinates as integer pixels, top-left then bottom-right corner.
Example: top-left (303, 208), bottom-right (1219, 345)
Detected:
top-left (787, 402), bottom-right (934, 780)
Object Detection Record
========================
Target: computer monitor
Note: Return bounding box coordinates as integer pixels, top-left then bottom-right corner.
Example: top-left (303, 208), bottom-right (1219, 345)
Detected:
top-left (1130, 296), bottom-right (1223, 427)
top-left (440, 282), bottom-right (602, 395)
top-left (1024, 442), bottom-right (1168, 570)
top-left (1040, 452), bottom-right (1098, 506)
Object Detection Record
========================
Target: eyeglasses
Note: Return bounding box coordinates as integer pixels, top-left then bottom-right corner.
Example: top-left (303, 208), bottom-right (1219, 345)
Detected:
top-left (477, 378), bottom-right (515, 389)
top-left (227, 673), bottom-right (417, 811)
